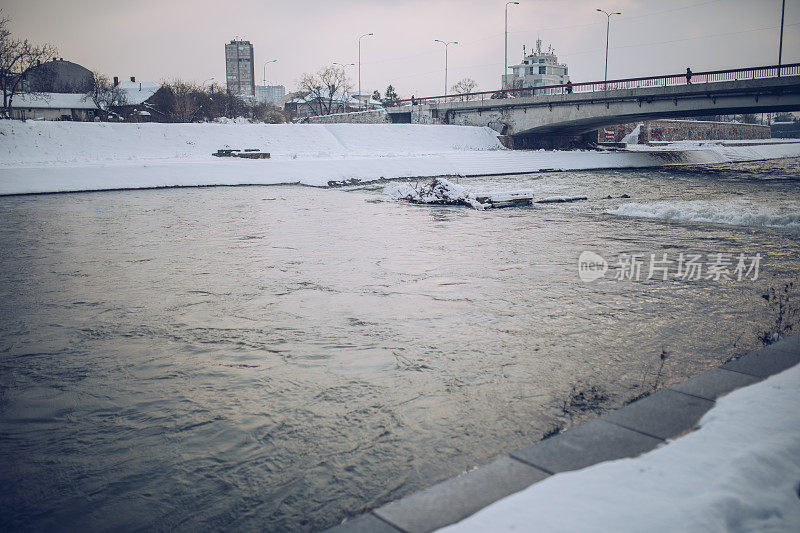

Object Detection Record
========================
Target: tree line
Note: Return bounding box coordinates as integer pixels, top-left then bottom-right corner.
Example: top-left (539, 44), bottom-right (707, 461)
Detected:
top-left (87, 73), bottom-right (285, 123)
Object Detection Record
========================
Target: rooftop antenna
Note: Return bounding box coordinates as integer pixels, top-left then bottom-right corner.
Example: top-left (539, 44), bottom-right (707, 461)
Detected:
top-left (536, 38), bottom-right (542, 54)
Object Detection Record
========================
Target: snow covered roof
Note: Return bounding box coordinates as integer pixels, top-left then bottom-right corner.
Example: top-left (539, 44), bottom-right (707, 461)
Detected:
top-left (10, 92), bottom-right (98, 109)
top-left (116, 81), bottom-right (161, 105)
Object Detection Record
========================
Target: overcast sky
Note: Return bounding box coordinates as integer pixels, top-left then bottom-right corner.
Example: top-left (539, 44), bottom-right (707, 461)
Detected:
top-left (3, 0), bottom-right (798, 97)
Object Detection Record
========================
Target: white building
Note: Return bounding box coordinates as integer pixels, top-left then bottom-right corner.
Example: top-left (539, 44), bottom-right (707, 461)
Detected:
top-left (503, 39), bottom-right (569, 91)
top-left (255, 85), bottom-right (285, 106)
top-left (9, 93), bottom-right (98, 121)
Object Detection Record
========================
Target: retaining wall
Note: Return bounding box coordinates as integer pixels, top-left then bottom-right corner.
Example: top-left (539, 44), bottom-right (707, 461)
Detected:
top-left (327, 334), bottom-right (800, 533)
top-left (304, 109), bottom-right (390, 125)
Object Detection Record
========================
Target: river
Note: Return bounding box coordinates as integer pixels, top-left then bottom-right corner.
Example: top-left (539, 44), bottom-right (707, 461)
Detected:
top-left (1, 158), bottom-right (799, 531)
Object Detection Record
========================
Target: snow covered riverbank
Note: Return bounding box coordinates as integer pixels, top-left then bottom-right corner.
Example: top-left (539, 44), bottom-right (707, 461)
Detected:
top-left (2, 121), bottom-right (800, 195)
top-left (441, 360), bottom-right (800, 533)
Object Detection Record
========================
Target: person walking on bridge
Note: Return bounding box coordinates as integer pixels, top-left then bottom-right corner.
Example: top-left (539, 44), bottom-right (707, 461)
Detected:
top-left (566, 80), bottom-right (573, 94)
top-left (686, 67), bottom-right (693, 84)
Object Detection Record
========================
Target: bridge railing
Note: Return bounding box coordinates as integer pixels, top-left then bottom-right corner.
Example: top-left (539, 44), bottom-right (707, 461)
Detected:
top-left (386, 63), bottom-right (800, 107)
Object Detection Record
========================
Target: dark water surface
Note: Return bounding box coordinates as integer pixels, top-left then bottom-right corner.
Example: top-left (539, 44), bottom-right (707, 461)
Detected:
top-left (1, 160), bottom-right (799, 531)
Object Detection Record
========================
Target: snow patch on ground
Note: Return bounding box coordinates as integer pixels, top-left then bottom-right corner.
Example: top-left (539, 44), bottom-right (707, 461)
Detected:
top-left (0, 121), bottom-right (504, 166)
top-left (440, 361), bottom-right (800, 533)
top-left (608, 200), bottom-right (800, 229)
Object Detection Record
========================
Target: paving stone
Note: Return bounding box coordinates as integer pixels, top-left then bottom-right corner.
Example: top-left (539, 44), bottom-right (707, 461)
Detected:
top-left (601, 389), bottom-right (714, 440)
top-left (771, 334), bottom-right (800, 355)
top-left (722, 340), bottom-right (800, 378)
top-left (510, 418), bottom-right (662, 474)
top-left (325, 513), bottom-right (403, 533)
top-left (373, 456), bottom-right (549, 533)
top-left (670, 368), bottom-right (760, 401)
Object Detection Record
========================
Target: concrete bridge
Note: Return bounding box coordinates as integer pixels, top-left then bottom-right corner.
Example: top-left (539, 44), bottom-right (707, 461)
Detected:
top-left (386, 64), bottom-right (800, 148)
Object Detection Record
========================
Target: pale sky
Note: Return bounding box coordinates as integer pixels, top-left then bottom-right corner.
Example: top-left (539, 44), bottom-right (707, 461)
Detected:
top-left (3, 0), bottom-right (799, 98)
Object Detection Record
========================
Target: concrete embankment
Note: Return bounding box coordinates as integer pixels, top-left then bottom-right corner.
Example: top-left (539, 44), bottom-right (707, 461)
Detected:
top-left (327, 334), bottom-right (800, 533)
top-left (1, 121), bottom-right (800, 195)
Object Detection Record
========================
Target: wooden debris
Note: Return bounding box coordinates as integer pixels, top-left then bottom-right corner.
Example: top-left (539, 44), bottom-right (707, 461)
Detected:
top-left (212, 149), bottom-right (270, 159)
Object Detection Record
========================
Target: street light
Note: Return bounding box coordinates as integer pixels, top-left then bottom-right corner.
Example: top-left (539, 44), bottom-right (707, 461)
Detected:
top-left (505, 2), bottom-right (519, 89)
top-left (597, 9), bottom-right (621, 85)
top-left (202, 77), bottom-right (214, 88)
top-left (778, 0), bottom-right (786, 77)
top-left (263, 59), bottom-right (277, 87)
top-left (358, 33), bottom-right (374, 109)
top-left (435, 40), bottom-right (458, 96)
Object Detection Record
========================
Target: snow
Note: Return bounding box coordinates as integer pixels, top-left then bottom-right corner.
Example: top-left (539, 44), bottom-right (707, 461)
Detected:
top-left (115, 81), bottom-right (161, 105)
top-left (621, 124), bottom-right (642, 144)
top-left (1, 121), bottom-right (800, 195)
top-left (440, 362), bottom-right (800, 533)
top-left (385, 178), bottom-right (487, 209)
top-left (608, 200), bottom-right (800, 229)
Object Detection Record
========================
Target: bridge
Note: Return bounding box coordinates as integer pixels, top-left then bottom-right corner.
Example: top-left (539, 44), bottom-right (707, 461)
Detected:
top-left (385, 64), bottom-right (800, 148)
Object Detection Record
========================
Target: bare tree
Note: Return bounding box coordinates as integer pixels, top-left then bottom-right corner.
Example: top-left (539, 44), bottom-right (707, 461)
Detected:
top-left (451, 78), bottom-right (478, 101)
top-left (0, 13), bottom-right (57, 118)
top-left (297, 65), bottom-right (352, 116)
top-left (169, 80), bottom-right (202, 122)
top-left (85, 72), bottom-right (127, 119)
top-left (250, 101), bottom-right (285, 123)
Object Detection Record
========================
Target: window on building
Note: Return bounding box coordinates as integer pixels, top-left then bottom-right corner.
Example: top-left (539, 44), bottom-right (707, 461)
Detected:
top-left (539, 66), bottom-right (546, 74)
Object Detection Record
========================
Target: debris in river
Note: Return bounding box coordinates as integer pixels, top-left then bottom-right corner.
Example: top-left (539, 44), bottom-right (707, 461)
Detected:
top-left (327, 178), bottom-right (364, 187)
top-left (386, 177), bottom-right (533, 210)
top-left (212, 149), bottom-right (270, 159)
top-left (535, 195), bottom-right (589, 204)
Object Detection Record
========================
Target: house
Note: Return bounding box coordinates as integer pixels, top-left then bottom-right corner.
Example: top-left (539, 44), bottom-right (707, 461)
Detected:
top-left (9, 92), bottom-right (98, 121)
top-left (110, 77), bottom-right (165, 121)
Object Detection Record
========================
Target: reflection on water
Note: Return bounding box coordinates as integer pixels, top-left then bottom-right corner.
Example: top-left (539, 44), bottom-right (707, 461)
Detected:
top-left (1, 159), bottom-right (799, 531)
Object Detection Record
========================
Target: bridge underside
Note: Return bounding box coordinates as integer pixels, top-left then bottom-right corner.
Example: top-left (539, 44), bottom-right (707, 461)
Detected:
top-left (517, 98), bottom-right (800, 137)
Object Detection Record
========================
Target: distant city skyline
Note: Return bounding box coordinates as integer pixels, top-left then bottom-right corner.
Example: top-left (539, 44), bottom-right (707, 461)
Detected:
top-left (3, 0), bottom-right (798, 98)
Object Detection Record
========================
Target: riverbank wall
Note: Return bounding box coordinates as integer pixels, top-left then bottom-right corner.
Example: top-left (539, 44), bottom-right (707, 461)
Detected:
top-left (327, 334), bottom-right (800, 532)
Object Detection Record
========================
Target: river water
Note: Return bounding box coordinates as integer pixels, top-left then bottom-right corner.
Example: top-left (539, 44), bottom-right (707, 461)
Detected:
top-left (1, 159), bottom-right (799, 531)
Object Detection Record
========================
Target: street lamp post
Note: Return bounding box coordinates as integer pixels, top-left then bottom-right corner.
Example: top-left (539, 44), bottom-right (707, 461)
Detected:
top-left (358, 33), bottom-right (374, 110)
top-left (435, 40), bottom-right (458, 95)
top-left (505, 2), bottom-right (519, 90)
top-left (778, 0), bottom-right (786, 77)
top-left (597, 9), bottom-right (621, 86)
top-left (263, 59), bottom-right (277, 87)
